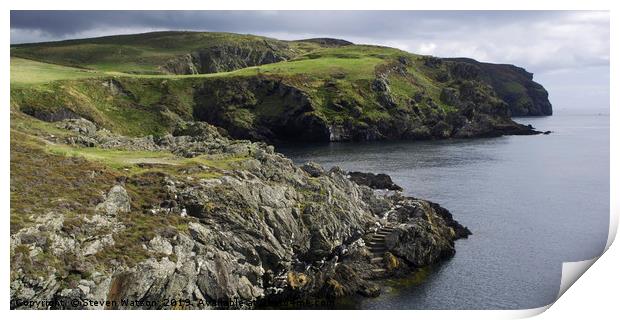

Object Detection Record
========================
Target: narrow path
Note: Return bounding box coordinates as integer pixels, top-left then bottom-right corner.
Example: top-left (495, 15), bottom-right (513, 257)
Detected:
top-left (368, 225), bottom-right (396, 276)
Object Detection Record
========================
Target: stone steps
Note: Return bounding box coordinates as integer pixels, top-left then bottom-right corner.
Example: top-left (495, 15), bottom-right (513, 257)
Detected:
top-left (367, 241), bottom-right (384, 246)
top-left (367, 225), bottom-right (396, 265)
top-left (371, 268), bottom-right (387, 274)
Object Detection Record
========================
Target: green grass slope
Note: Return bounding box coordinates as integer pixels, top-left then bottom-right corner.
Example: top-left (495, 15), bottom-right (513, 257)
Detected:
top-left (11, 31), bottom-right (547, 143)
top-left (10, 57), bottom-right (106, 88)
top-left (10, 31), bottom-right (338, 74)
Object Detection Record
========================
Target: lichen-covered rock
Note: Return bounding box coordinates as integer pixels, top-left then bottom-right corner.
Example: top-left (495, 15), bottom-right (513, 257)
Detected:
top-left (383, 198), bottom-right (471, 267)
top-left (11, 119), bottom-right (470, 309)
top-left (95, 185), bottom-right (131, 216)
top-left (161, 43), bottom-right (293, 75)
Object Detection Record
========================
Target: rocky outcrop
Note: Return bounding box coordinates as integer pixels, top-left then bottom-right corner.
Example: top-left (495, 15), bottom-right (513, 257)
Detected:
top-left (21, 106), bottom-right (80, 122)
top-left (443, 58), bottom-right (553, 116)
top-left (161, 42), bottom-right (293, 75)
top-left (348, 172), bottom-right (403, 191)
top-left (11, 118), bottom-right (470, 309)
top-left (192, 77), bottom-right (331, 143)
top-left (185, 69), bottom-right (540, 144)
top-left (383, 197), bottom-right (471, 267)
top-left (95, 185), bottom-right (131, 216)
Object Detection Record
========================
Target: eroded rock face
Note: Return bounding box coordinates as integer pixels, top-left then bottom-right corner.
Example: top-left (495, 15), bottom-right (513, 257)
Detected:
top-left (11, 119), bottom-right (470, 309)
top-left (383, 198), bottom-right (471, 267)
top-left (192, 78), bottom-right (331, 143)
top-left (161, 44), bottom-right (293, 75)
top-left (443, 58), bottom-right (553, 116)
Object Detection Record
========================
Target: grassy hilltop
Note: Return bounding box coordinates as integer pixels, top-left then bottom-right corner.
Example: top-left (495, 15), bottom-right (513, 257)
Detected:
top-left (11, 31), bottom-right (336, 74)
top-left (11, 31), bottom-right (550, 144)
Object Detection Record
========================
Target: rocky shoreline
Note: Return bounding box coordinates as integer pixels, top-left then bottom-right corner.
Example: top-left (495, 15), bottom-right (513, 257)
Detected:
top-left (10, 118), bottom-right (470, 309)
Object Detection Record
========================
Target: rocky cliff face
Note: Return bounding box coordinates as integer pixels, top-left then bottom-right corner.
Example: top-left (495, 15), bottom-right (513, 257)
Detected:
top-left (192, 78), bottom-right (331, 142)
top-left (185, 59), bottom-right (541, 144)
top-left (161, 42), bottom-right (293, 75)
top-left (443, 58), bottom-right (552, 116)
top-left (10, 116), bottom-right (470, 309)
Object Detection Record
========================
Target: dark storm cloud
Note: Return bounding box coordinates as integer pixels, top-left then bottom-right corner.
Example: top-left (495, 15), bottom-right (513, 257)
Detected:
top-left (9, 10), bottom-right (568, 39)
top-left (10, 10), bottom-right (610, 110)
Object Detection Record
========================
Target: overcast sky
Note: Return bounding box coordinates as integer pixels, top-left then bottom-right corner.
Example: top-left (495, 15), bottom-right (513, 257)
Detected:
top-left (10, 10), bottom-right (610, 112)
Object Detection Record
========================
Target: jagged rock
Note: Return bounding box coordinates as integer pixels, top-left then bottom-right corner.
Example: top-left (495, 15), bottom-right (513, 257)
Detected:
top-left (149, 235), bottom-right (173, 256)
top-left (95, 185), bottom-right (131, 216)
top-left (348, 171), bottom-right (403, 191)
top-left (102, 79), bottom-right (135, 98)
top-left (161, 43), bottom-right (292, 75)
top-left (383, 198), bottom-right (471, 267)
top-left (12, 118), bottom-right (471, 309)
top-left (423, 56), bottom-right (443, 68)
top-left (83, 234), bottom-right (115, 256)
top-left (371, 76), bottom-right (390, 93)
top-left (21, 106), bottom-right (79, 122)
top-left (443, 58), bottom-right (552, 116)
top-left (57, 118), bottom-right (97, 135)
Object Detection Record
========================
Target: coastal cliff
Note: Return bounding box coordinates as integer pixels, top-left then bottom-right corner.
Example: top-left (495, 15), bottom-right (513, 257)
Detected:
top-left (10, 115), bottom-right (470, 309)
top-left (11, 31), bottom-right (551, 145)
top-left (444, 58), bottom-right (552, 116)
top-left (9, 31), bottom-right (555, 309)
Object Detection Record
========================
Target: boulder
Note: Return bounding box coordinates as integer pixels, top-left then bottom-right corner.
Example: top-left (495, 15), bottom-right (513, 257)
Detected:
top-left (95, 185), bottom-right (131, 216)
top-left (347, 171), bottom-right (403, 191)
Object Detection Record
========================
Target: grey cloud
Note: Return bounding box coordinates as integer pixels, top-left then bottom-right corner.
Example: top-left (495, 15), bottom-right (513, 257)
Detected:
top-left (9, 11), bottom-right (609, 72)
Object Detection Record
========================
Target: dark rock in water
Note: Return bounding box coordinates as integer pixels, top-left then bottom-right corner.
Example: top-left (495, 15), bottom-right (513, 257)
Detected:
top-left (427, 201), bottom-right (472, 239)
top-left (348, 171), bottom-right (403, 191)
top-left (543, 131), bottom-right (552, 135)
top-left (383, 197), bottom-right (472, 267)
top-left (358, 282), bottom-right (381, 298)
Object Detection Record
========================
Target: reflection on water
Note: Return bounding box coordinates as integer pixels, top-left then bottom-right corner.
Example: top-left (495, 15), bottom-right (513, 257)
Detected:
top-left (278, 114), bottom-right (609, 309)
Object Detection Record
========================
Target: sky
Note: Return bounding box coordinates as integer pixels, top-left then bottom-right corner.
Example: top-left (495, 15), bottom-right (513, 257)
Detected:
top-left (10, 10), bottom-right (610, 112)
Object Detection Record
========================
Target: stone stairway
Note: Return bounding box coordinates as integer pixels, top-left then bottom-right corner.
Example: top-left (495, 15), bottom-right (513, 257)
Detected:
top-left (368, 225), bottom-right (396, 276)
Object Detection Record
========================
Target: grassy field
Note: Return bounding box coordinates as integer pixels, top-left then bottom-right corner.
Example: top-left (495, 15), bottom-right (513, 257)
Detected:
top-left (11, 45), bottom-right (401, 80)
top-left (10, 31), bottom-right (330, 75)
top-left (10, 57), bottom-right (106, 87)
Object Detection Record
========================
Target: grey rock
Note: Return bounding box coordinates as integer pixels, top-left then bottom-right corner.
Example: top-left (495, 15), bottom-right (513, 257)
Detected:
top-left (12, 118), bottom-right (470, 309)
top-left (149, 235), bottom-right (173, 256)
top-left (95, 185), bottom-right (131, 216)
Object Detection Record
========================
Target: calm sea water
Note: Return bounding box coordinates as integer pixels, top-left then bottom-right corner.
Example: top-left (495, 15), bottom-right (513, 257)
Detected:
top-left (277, 113), bottom-right (610, 309)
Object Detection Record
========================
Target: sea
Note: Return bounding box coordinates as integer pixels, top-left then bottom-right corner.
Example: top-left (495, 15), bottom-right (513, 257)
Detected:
top-left (277, 112), bottom-right (610, 309)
